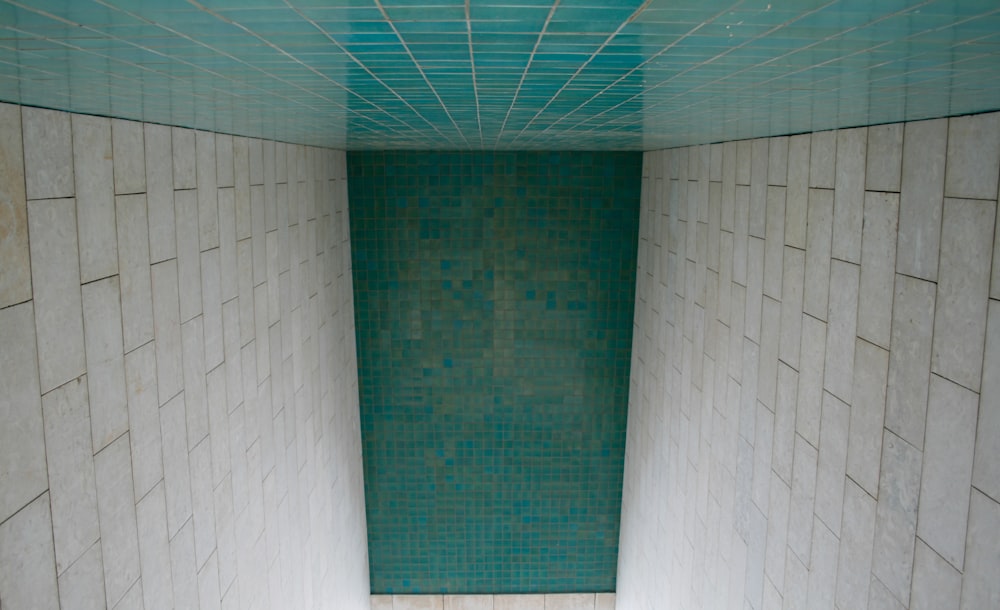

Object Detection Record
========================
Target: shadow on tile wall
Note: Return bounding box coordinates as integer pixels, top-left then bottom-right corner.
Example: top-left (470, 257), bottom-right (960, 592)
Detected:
top-left (349, 151), bottom-right (641, 593)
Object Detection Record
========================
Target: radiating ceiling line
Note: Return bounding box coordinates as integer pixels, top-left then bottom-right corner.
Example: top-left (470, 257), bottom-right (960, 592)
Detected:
top-left (466, 0), bottom-right (484, 147)
top-left (372, 0), bottom-right (470, 148)
top-left (285, 1), bottom-right (463, 149)
top-left (507, 0), bottom-right (653, 147)
top-left (494, 0), bottom-right (561, 149)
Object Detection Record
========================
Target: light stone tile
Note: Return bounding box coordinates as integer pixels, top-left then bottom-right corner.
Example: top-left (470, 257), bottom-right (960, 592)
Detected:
top-left (151, 260), bottom-right (184, 405)
top-left (815, 391), bottom-right (850, 536)
top-left (201, 248), bottom-right (224, 370)
top-left (872, 430), bottom-right (922, 607)
top-left (249, 138), bottom-right (263, 186)
top-left (443, 595), bottom-right (493, 610)
top-left (858, 191), bottom-right (898, 348)
top-left (207, 364), bottom-right (230, 488)
top-left (745, 236), bottom-right (764, 343)
top-left (145, 123), bottom-right (176, 264)
top-left (750, 138), bottom-right (769, 238)
top-left (772, 362), bottom-right (797, 485)
top-left (494, 595), bottom-right (546, 610)
top-left (764, 473), bottom-right (790, 591)
top-left (124, 342), bottom-right (162, 499)
top-left (737, 139), bottom-right (752, 185)
top-left (252, 184), bottom-right (266, 286)
top-left (135, 483), bottom-right (174, 610)
top-left (213, 476), bottom-right (236, 595)
top-left (82, 276), bottom-right (129, 452)
top-left (218, 187), bottom-right (238, 302)
top-left (785, 134), bottom-right (810, 249)
top-left (752, 399), bottom-right (774, 515)
top-left (169, 520), bottom-right (199, 610)
top-left (757, 296), bottom-right (780, 409)
top-left (945, 112), bottom-right (1000, 200)
top-left (763, 187), bottom-right (785, 300)
top-left (823, 260), bottom-right (859, 403)
top-left (768, 136), bottom-right (788, 186)
top-left (172, 127), bottom-right (196, 190)
top-left (595, 593), bottom-right (614, 610)
top-left (42, 376), bottom-right (100, 576)
top-left (189, 437), bottom-right (216, 570)
top-left (254, 282), bottom-right (271, 382)
top-left (809, 130), bottom-right (836, 189)
top-left (73, 114), bottom-right (119, 283)
top-left (722, 141), bottom-right (736, 232)
top-left (216, 133), bottom-right (234, 188)
top-left (22, 106), bottom-right (74, 200)
top-left (197, 552), bottom-right (221, 610)
top-left (237, 238), bottom-right (255, 344)
top-left (960, 490), bottom-right (1000, 610)
top-left (175, 188), bottom-right (203, 322)
top-left (28, 197), bottom-right (85, 393)
top-left (545, 593), bottom-right (594, 610)
top-left (974, 300), bottom-right (1000, 502)
top-left (910, 539), bottom-right (961, 610)
top-left (266, 229), bottom-right (280, 325)
top-left (782, 552), bottom-right (808, 610)
top-left (932, 197), bottom-right (994, 391)
top-left (222, 298), bottom-right (243, 412)
top-left (197, 131), bottom-right (219, 250)
top-left (866, 123), bottom-right (904, 192)
top-left (835, 478), bottom-right (876, 610)
top-left (778, 246), bottom-right (804, 369)
top-left (847, 339), bottom-right (889, 497)
top-left (234, 139), bottom-right (251, 247)
top-left (796, 314), bottom-right (826, 447)
top-left (897, 118), bottom-right (946, 281)
top-left (0, 103), bottom-right (31, 308)
top-left (885, 274), bottom-right (935, 449)
top-left (275, 141), bottom-right (288, 183)
top-left (832, 127), bottom-right (867, 264)
top-left (869, 576), bottom-right (905, 610)
top-left (917, 374), bottom-right (978, 570)
top-left (57, 541), bottom-right (106, 610)
top-left (394, 596), bottom-right (444, 610)
top-left (263, 140), bottom-right (277, 232)
top-left (182, 316), bottom-right (209, 447)
top-left (94, 434), bottom-right (141, 608)
top-left (0, 493), bottom-right (60, 609)
top-left (806, 516), bottom-right (838, 610)
top-left (159, 392), bottom-right (192, 539)
top-left (803, 188), bottom-right (833, 320)
top-left (116, 193), bottom-right (154, 352)
top-left (111, 119), bottom-right (145, 195)
top-left (0, 302), bottom-right (47, 524)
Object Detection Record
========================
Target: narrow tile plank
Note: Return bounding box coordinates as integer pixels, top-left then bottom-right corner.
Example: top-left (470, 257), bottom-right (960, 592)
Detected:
top-left (885, 274), bottom-right (935, 449)
top-left (815, 391), bottom-right (850, 536)
top-left (896, 118), bottom-right (946, 281)
top-left (174, 188), bottom-right (203, 323)
top-left (22, 106), bottom-right (73, 200)
top-left (111, 119), bottom-right (145, 195)
top-left (832, 127), bottom-right (867, 263)
top-left (197, 130), bottom-right (219, 250)
top-left (135, 483), bottom-right (174, 610)
top-left (82, 276), bottom-right (128, 452)
top-left (872, 430), bottom-right (922, 607)
top-left (171, 127), bottom-right (196, 190)
top-left (151, 260), bottom-right (183, 405)
top-left (73, 114), bottom-right (118, 283)
top-left (124, 342), bottom-right (162, 500)
top-left (858, 191), bottom-right (898, 349)
top-left (866, 123), bottom-right (903, 192)
top-left (847, 339), bottom-right (889, 497)
top-left (145, 124), bottom-right (175, 264)
top-left (116, 193), bottom-right (154, 352)
top-left (835, 479), bottom-right (877, 610)
top-left (823, 260), bottom-right (859, 403)
top-left (159, 392), bottom-right (192, 539)
top-left (94, 434), bottom-right (141, 608)
top-left (945, 112), bottom-right (1000, 200)
top-left (809, 130), bottom-right (836, 189)
top-left (803, 188), bottom-right (834, 320)
top-left (0, 102), bottom-right (31, 308)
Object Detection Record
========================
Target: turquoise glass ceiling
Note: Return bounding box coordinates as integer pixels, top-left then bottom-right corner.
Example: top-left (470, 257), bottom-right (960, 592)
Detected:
top-left (1, 0), bottom-right (998, 150)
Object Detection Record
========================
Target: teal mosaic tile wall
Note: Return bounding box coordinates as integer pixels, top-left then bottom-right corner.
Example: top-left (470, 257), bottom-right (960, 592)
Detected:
top-left (348, 151), bottom-right (641, 593)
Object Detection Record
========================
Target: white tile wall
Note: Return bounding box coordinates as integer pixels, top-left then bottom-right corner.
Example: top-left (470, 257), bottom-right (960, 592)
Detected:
top-left (0, 102), bottom-right (369, 610)
top-left (617, 111), bottom-right (1000, 610)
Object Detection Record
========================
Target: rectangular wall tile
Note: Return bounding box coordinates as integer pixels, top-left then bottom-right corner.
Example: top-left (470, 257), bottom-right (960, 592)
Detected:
top-left (866, 123), bottom-right (903, 192)
top-left (82, 276), bottom-right (128, 452)
top-left (917, 374), bottom-right (978, 570)
top-left (172, 128), bottom-right (196, 190)
top-left (116, 193), bottom-right (154, 352)
top-left (749, 138), bottom-right (768, 238)
top-left (815, 391), bottom-right (850, 536)
top-left (896, 118), bottom-right (946, 281)
top-left (768, 136), bottom-right (788, 186)
top-left (872, 430), bottom-right (922, 607)
top-left (169, 521), bottom-right (199, 610)
top-left (0, 493), bottom-right (60, 609)
top-left (197, 130), bottom-right (219, 250)
top-left (0, 103), bottom-right (31, 308)
top-left (803, 188), bottom-right (833, 320)
top-left (135, 483), bottom-right (174, 610)
top-left (124, 342), bottom-right (162, 500)
top-left (806, 517), bottom-right (838, 610)
top-left (823, 260), bottom-right (859, 403)
top-left (0, 302), bottom-right (47, 524)
top-left (779, 246), bottom-right (804, 369)
top-left (734, 184), bottom-right (749, 285)
top-left (847, 339), bottom-right (889, 497)
top-left (189, 437), bottom-right (216, 570)
top-left (159, 392), bottom-right (192, 539)
top-left (57, 541), bottom-right (105, 610)
top-left (219, 187), bottom-right (238, 302)
top-left (95, 434), bottom-right (141, 608)
top-left (111, 119), bottom-right (145, 195)
top-left (22, 106), bottom-right (73, 200)
top-left (206, 364), bottom-right (230, 488)
top-left (174, 189), bottom-right (203, 322)
top-left (910, 540), bottom-right (961, 610)
top-left (201, 248), bottom-right (224, 370)
top-left (945, 113), bottom-right (1000, 200)
top-left (73, 114), bottom-right (119, 283)
top-left (745, 236), bottom-right (764, 343)
top-left (234, 137), bottom-right (251, 241)
top-left (216, 133), bottom-right (234, 188)
top-left (763, 186), bottom-right (785, 299)
top-left (974, 300), bottom-right (1000, 502)
top-left (858, 191), bottom-right (898, 348)
top-left (960, 490), bottom-right (1000, 610)
top-left (42, 376), bottom-right (100, 574)
top-left (832, 127), bottom-right (867, 263)
top-left (785, 134), bottom-right (810, 249)
top-left (181, 316), bottom-right (209, 447)
top-left (151, 260), bottom-right (184, 405)
top-left (809, 130), bottom-right (836, 189)
top-left (932, 197), bottom-right (994, 391)
top-left (787, 434), bottom-right (818, 564)
top-left (28, 197), bottom-right (85, 393)
top-left (835, 478), bottom-right (876, 610)
top-left (796, 314), bottom-right (826, 447)
top-left (145, 123), bottom-right (176, 264)
top-left (885, 274), bottom-right (935, 449)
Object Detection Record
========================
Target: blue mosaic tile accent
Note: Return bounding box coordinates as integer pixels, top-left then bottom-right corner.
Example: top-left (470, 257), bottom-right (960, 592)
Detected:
top-left (349, 151), bottom-right (640, 593)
